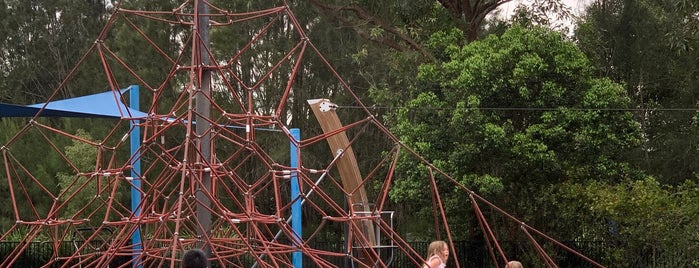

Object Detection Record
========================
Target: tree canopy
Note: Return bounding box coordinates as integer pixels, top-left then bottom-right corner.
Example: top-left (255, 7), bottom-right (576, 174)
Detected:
top-left (574, 0), bottom-right (699, 185)
top-left (388, 25), bottom-right (644, 239)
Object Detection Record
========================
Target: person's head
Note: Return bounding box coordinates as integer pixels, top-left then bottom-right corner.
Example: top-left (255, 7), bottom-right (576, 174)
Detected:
top-left (506, 260), bottom-right (523, 268)
top-left (426, 240), bottom-right (449, 261)
top-left (182, 248), bottom-right (208, 268)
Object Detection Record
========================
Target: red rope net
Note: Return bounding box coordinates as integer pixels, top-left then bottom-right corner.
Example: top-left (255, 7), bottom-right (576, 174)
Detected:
top-left (0, 1), bottom-right (604, 268)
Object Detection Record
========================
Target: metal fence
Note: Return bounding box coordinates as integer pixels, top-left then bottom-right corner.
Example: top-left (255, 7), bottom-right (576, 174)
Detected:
top-left (0, 241), bottom-right (131, 267)
top-left (0, 241), bottom-right (614, 268)
top-left (1, 240), bottom-right (693, 267)
top-left (299, 240), bottom-right (612, 268)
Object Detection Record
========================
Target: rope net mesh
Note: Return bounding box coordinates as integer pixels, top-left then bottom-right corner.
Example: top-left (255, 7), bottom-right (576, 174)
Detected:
top-left (0, 1), bottom-right (603, 267)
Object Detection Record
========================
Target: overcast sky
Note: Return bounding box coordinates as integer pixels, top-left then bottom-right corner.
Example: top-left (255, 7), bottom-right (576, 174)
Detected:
top-left (496, 0), bottom-right (593, 33)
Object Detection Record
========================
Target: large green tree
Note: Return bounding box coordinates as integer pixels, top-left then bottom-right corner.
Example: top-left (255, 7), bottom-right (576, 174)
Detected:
top-left (388, 25), bottom-right (643, 241)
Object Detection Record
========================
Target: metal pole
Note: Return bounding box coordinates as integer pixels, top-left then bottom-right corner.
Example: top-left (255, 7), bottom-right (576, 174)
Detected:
top-left (290, 128), bottom-right (302, 267)
top-left (194, 0), bottom-right (212, 251)
top-left (251, 153), bottom-right (340, 268)
top-left (129, 85), bottom-right (143, 268)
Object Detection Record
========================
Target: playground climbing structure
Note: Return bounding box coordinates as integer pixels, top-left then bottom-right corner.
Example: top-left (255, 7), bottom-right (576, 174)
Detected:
top-left (0, 1), bottom-right (605, 267)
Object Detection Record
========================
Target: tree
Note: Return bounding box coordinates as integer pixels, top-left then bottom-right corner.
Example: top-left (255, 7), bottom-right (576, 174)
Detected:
top-left (307, 0), bottom-right (436, 59)
top-left (582, 178), bottom-right (699, 266)
top-left (0, 0), bottom-right (109, 103)
top-left (307, 0), bottom-right (573, 56)
top-left (437, 0), bottom-right (575, 41)
top-left (388, 25), bottom-right (643, 240)
top-left (57, 129), bottom-right (124, 222)
top-left (0, 0), bottom-right (171, 229)
top-left (574, 0), bottom-right (699, 184)
top-left (0, 0), bottom-right (113, 232)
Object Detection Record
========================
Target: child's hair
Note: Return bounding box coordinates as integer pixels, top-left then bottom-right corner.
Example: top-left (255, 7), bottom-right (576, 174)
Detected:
top-left (182, 248), bottom-right (208, 268)
top-left (506, 260), bottom-right (523, 268)
top-left (426, 240), bottom-right (447, 258)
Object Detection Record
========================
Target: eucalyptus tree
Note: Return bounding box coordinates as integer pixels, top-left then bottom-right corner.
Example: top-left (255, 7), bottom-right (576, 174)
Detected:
top-left (574, 0), bottom-right (699, 184)
top-left (308, 0), bottom-right (572, 46)
top-left (0, 0), bottom-right (112, 232)
top-left (0, 0), bottom-right (109, 103)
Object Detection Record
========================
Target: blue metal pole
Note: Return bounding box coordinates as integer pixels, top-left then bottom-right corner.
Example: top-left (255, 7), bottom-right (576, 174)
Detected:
top-left (290, 128), bottom-right (302, 268)
top-left (129, 85), bottom-right (143, 268)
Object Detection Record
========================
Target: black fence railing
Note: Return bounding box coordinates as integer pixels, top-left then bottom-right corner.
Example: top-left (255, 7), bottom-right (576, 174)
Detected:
top-left (299, 240), bottom-right (610, 268)
top-left (1, 240), bottom-right (693, 267)
top-left (0, 241), bottom-right (131, 268)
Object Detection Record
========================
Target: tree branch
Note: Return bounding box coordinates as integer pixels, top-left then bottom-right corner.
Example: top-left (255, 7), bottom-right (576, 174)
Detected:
top-left (438, 0), bottom-right (513, 41)
top-left (308, 0), bottom-right (435, 61)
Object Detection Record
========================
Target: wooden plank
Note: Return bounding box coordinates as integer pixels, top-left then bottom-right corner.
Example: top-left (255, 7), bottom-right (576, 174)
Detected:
top-left (308, 99), bottom-right (377, 247)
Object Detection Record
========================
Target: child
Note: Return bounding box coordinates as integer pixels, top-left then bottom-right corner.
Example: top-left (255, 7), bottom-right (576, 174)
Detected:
top-left (422, 241), bottom-right (449, 268)
top-left (182, 248), bottom-right (208, 268)
top-left (506, 260), bottom-right (523, 268)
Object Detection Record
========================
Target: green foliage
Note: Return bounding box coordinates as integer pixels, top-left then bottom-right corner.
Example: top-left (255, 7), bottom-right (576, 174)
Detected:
top-left (0, 0), bottom-right (118, 231)
top-left (426, 28), bottom-right (467, 60)
top-left (388, 25), bottom-right (644, 240)
top-left (57, 129), bottom-right (123, 223)
top-left (533, 176), bottom-right (699, 266)
top-left (57, 129), bottom-right (98, 218)
top-left (584, 178), bottom-right (699, 266)
top-left (574, 0), bottom-right (699, 184)
top-left (0, 0), bottom-right (109, 102)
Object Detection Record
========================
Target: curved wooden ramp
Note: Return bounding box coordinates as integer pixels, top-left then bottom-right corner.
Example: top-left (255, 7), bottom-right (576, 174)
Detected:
top-left (308, 98), bottom-right (378, 247)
